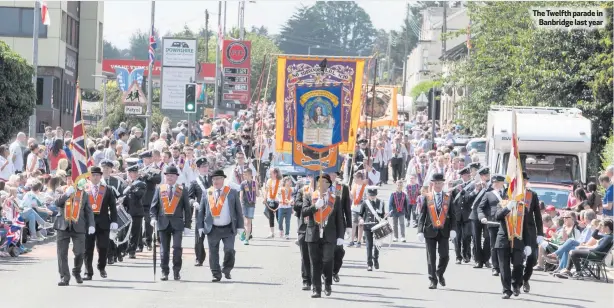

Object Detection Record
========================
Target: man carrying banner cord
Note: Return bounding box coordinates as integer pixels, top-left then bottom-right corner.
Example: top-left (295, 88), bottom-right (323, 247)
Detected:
top-left (328, 171), bottom-right (352, 283)
top-left (138, 151), bottom-right (162, 253)
top-left (520, 171), bottom-right (543, 293)
top-left (188, 157), bottom-right (212, 266)
top-left (467, 166), bottom-right (492, 269)
top-left (478, 174), bottom-right (508, 276)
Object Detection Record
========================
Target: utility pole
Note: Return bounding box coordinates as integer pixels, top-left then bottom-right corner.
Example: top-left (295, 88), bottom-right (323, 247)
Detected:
top-left (214, 1), bottom-right (222, 117)
top-left (204, 9), bottom-right (209, 108)
top-left (223, 1), bottom-right (227, 36)
top-left (386, 32), bottom-right (392, 83)
top-left (146, 1), bottom-right (155, 147)
top-left (239, 1), bottom-right (245, 40)
top-left (431, 3), bottom-right (447, 147)
top-left (30, 0), bottom-right (40, 138)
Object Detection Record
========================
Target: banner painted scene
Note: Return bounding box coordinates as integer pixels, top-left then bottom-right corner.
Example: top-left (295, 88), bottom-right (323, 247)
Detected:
top-left (359, 85), bottom-right (398, 128)
top-left (275, 56), bottom-right (365, 154)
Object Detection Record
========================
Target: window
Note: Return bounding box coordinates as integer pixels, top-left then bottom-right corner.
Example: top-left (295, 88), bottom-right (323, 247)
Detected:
top-left (61, 12), bottom-right (67, 42)
top-left (0, 7), bottom-right (48, 37)
top-left (52, 77), bottom-right (60, 109)
top-left (65, 16), bottom-right (79, 48)
top-left (502, 153), bottom-right (581, 185)
top-left (97, 22), bottom-right (103, 63)
top-left (36, 78), bottom-right (44, 105)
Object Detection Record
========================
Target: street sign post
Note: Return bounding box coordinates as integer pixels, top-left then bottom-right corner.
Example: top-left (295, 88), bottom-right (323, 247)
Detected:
top-left (122, 81), bottom-right (147, 115)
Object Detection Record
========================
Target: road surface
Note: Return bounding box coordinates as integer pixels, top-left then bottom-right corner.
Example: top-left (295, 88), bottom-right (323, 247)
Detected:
top-left (1, 181), bottom-right (612, 308)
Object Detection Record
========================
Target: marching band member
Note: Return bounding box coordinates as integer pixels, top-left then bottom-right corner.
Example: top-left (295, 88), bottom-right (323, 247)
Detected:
top-left (359, 186), bottom-right (386, 271)
top-left (406, 174), bottom-right (421, 228)
top-left (467, 166), bottom-right (492, 268)
top-left (83, 166), bottom-right (118, 280)
top-left (150, 166), bottom-right (193, 281)
top-left (264, 168), bottom-right (282, 238)
top-left (478, 174), bottom-right (507, 276)
top-left (239, 168), bottom-right (259, 245)
top-left (278, 176), bottom-right (294, 239)
top-left (230, 152), bottom-right (257, 191)
top-left (451, 166), bottom-right (472, 264)
top-left (122, 161), bottom-right (146, 259)
top-left (188, 157), bottom-right (212, 266)
top-left (54, 179), bottom-right (95, 286)
top-left (417, 173), bottom-right (457, 290)
top-left (389, 180), bottom-right (409, 242)
top-left (101, 159), bottom-right (126, 264)
top-left (138, 151), bottom-right (162, 252)
top-left (302, 174), bottom-right (345, 298)
top-left (295, 175), bottom-right (313, 291)
top-left (350, 171), bottom-right (367, 247)
top-left (328, 171), bottom-right (351, 283)
top-left (197, 169), bottom-right (244, 282)
top-left (520, 171), bottom-right (543, 293)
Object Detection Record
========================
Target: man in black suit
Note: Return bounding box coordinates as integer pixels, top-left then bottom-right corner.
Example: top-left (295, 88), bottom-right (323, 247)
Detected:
top-left (494, 194), bottom-right (531, 299)
top-left (329, 171), bottom-right (352, 283)
top-left (353, 139), bottom-right (370, 171)
top-left (520, 171), bottom-right (543, 293)
top-left (467, 166), bottom-right (492, 268)
top-left (302, 174), bottom-right (345, 298)
top-left (150, 166), bottom-right (193, 281)
top-left (101, 159), bottom-right (127, 264)
top-left (417, 173), bottom-right (457, 289)
top-left (83, 166), bottom-right (118, 280)
top-left (478, 174), bottom-right (507, 276)
top-left (294, 176), bottom-right (313, 291)
top-left (139, 150), bottom-right (162, 252)
top-left (122, 161), bottom-right (147, 259)
top-left (188, 157), bottom-right (212, 267)
top-left (451, 166), bottom-right (472, 264)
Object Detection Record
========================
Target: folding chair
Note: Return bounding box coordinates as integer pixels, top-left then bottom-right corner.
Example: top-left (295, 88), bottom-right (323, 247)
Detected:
top-left (579, 250), bottom-right (612, 283)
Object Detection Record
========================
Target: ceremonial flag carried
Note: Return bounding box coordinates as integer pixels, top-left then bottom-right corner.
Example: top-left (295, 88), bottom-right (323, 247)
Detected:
top-left (505, 110), bottom-right (524, 201)
top-left (70, 83), bottom-right (91, 184)
top-left (148, 25), bottom-right (157, 66)
top-left (40, 0), bottom-right (50, 26)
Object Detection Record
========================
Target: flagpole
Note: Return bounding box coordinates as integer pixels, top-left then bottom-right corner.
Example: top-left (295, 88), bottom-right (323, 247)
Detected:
top-left (30, 0), bottom-right (40, 139)
top-left (214, 1), bottom-right (222, 117)
top-left (146, 1), bottom-right (155, 148)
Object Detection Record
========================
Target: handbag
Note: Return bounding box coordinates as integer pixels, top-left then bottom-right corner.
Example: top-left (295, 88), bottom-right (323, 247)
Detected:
top-left (263, 201), bottom-right (279, 219)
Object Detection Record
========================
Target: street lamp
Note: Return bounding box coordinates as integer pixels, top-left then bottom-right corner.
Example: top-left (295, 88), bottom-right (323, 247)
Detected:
top-left (92, 74), bottom-right (108, 123)
top-left (308, 45), bottom-right (321, 55)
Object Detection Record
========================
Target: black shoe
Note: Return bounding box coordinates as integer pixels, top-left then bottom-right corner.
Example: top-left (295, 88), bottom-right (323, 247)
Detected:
top-left (57, 279), bottom-right (69, 286)
top-left (195, 262), bottom-right (203, 267)
top-left (523, 280), bottom-right (530, 293)
top-left (212, 276), bottom-right (222, 282)
top-left (99, 269), bottom-right (107, 279)
top-left (438, 276), bottom-right (446, 287)
top-left (332, 273), bottom-right (340, 283)
top-left (463, 258), bottom-right (471, 263)
top-left (455, 259), bottom-right (462, 265)
top-left (107, 257), bottom-right (114, 265)
top-left (83, 275), bottom-right (92, 281)
top-left (485, 261), bottom-right (492, 268)
top-left (302, 282), bottom-right (312, 291)
top-left (324, 285), bottom-right (332, 296)
top-left (502, 293), bottom-right (511, 299)
top-left (473, 262), bottom-right (483, 268)
top-left (429, 281), bottom-right (437, 289)
top-left (147, 245), bottom-right (152, 252)
top-left (492, 269), bottom-right (500, 276)
top-left (160, 274), bottom-right (168, 281)
top-left (129, 253), bottom-right (136, 259)
top-left (311, 290), bottom-right (321, 298)
top-left (174, 272), bottom-right (181, 281)
top-left (73, 274), bottom-right (83, 284)
top-left (374, 262), bottom-right (379, 270)
top-left (513, 286), bottom-right (520, 297)
top-left (117, 255), bottom-right (123, 262)
top-left (224, 272), bottom-right (232, 280)
top-left (136, 247), bottom-right (143, 253)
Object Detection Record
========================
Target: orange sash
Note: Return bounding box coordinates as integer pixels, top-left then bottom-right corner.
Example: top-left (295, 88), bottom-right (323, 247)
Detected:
top-left (64, 190), bottom-right (83, 222)
top-left (524, 191), bottom-right (533, 206)
top-left (88, 185), bottom-right (106, 214)
top-left (160, 184), bottom-right (183, 215)
top-left (353, 184), bottom-right (366, 205)
top-left (281, 188), bottom-right (292, 204)
top-left (506, 202), bottom-right (526, 245)
top-left (207, 186), bottom-right (231, 217)
top-left (312, 191), bottom-right (335, 225)
top-left (268, 179), bottom-right (280, 200)
top-left (427, 193), bottom-right (449, 229)
top-left (335, 183), bottom-right (342, 197)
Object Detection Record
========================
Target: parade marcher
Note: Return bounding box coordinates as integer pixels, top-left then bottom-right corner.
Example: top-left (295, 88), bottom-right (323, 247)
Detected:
top-left (406, 174), bottom-right (421, 227)
top-left (294, 175), bottom-right (313, 290)
top-left (494, 185), bottom-right (531, 299)
top-left (388, 180), bottom-right (409, 242)
top-left (100, 159), bottom-right (126, 264)
top-left (467, 165), bottom-right (492, 268)
top-left (302, 174), bottom-right (345, 298)
top-left (329, 171), bottom-right (351, 283)
top-left (83, 166), bottom-right (118, 280)
top-left (239, 168), bottom-right (258, 245)
top-left (350, 171), bottom-right (367, 247)
top-left (360, 186), bottom-right (386, 271)
top-left (188, 157), bottom-right (212, 266)
top-left (256, 130), bottom-right (276, 190)
top-left (451, 166), bottom-right (472, 264)
top-left (197, 169), bottom-right (244, 282)
top-left (364, 160), bottom-right (381, 186)
top-left (372, 141), bottom-right (390, 186)
top-left (417, 173), bottom-right (457, 289)
top-left (169, 145), bottom-right (187, 185)
top-left (54, 181), bottom-right (95, 286)
top-left (478, 174), bottom-right (508, 276)
top-left (122, 161), bottom-right (146, 259)
top-left (407, 152), bottom-right (429, 187)
top-left (230, 152), bottom-right (257, 191)
top-left (138, 151), bottom-right (162, 252)
top-left (390, 136), bottom-right (408, 182)
top-left (182, 146), bottom-right (197, 184)
top-left (520, 171), bottom-right (543, 293)
top-left (150, 165), bottom-right (193, 281)
top-left (264, 167), bottom-right (282, 238)
top-left (354, 139), bottom-right (370, 171)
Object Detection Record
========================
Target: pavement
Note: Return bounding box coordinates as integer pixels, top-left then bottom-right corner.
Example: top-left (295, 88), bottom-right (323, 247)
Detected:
top-left (1, 178), bottom-right (613, 308)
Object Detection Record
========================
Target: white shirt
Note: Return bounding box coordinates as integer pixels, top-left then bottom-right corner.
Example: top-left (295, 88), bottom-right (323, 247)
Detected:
top-left (153, 139), bottom-right (167, 153)
top-left (259, 138), bottom-right (276, 162)
top-left (9, 141), bottom-right (23, 172)
top-left (366, 169), bottom-right (380, 186)
top-left (212, 187), bottom-right (232, 226)
top-left (118, 139), bottom-right (130, 156)
top-left (230, 163), bottom-right (257, 190)
top-left (0, 156), bottom-right (13, 180)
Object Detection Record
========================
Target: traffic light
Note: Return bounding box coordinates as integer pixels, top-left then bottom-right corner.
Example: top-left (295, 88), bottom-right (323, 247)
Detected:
top-left (184, 83), bottom-right (196, 113)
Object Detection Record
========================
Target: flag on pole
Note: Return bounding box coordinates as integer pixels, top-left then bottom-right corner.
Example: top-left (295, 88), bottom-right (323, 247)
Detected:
top-left (505, 110), bottom-right (524, 201)
top-left (70, 82), bottom-right (91, 184)
top-left (40, 0), bottom-right (50, 26)
top-left (218, 22), bottom-right (224, 52)
top-left (148, 25), bottom-right (157, 67)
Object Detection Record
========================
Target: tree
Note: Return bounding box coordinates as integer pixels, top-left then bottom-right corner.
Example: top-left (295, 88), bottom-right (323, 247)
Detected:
top-left (0, 41), bottom-right (35, 143)
top-left (250, 26), bottom-right (268, 36)
top-left (103, 40), bottom-right (122, 59)
top-left (128, 29), bottom-right (162, 61)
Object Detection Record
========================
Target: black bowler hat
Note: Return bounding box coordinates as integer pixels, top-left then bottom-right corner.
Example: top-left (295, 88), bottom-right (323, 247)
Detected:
top-left (139, 150), bottom-right (153, 159)
top-left (89, 166), bottom-right (102, 175)
top-left (211, 169), bottom-right (227, 179)
top-left (431, 173), bottom-right (445, 182)
top-left (468, 162), bottom-right (481, 170)
top-left (367, 186), bottom-right (378, 196)
top-left (478, 166), bottom-right (490, 175)
top-left (315, 174), bottom-right (333, 187)
top-left (195, 157), bottom-right (208, 167)
top-left (458, 166), bottom-right (471, 176)
top-left (99, 159), bottom-right (114, 168)
top-left (164, 166), bottom-right (180, 176)
top-left (358, 139), bottom-right (368, 144)
top-left (491, 174), bottom-right (506, 182)
top-left (522, 171), bottom-right (529, 180)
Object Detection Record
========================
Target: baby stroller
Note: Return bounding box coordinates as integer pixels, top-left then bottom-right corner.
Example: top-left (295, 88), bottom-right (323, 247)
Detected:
top-left (0, 218), bottom-right (25, 257)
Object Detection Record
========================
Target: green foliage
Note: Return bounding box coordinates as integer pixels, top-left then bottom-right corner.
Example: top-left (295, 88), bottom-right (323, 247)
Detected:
top-left (602, 134), bottom-right (614, 172)
top-left (127, 29), bottom-right (162, 61)
top-left (410, 80), bottom-right (442, 99)
top-left (0, 41), bottom-right (35, 143)
top-left (103, 40), bottom-right (122, 59)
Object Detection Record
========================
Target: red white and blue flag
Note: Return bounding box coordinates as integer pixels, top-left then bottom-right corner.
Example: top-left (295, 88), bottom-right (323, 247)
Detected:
top-left (71, 83), bottom-right (91, 184)
top-left (149, 25), bottom-right (157, 66)
top-left (505, 110), bottom-right (524, 201)
top-left (40, 0), bottom-right (50, 26)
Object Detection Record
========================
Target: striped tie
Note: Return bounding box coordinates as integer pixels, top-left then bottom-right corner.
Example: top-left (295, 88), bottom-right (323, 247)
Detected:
top-left (436, 193), bottom-right (442, 211)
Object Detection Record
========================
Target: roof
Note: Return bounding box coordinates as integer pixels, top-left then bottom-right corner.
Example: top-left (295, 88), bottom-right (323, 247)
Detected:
top-left (440, 41), bottom-right (468, 61)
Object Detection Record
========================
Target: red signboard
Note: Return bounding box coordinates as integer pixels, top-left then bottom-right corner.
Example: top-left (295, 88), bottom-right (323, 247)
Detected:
top-left (102, 59), bottom-right (215, 81)
top-left (222, 40), bottom-right (251, 106)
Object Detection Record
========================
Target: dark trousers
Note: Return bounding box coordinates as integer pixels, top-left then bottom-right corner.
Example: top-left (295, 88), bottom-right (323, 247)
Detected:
top-left (488, 227), bottom-right (500, 270)
top-left (568, 249), bottom-right (591, 272)
top-left (375, 163), bottom-right (388, 184)
top-left (298, 235), bottom-right (311, 284)
top-left (333, 245), bottom-right (345, 275)
top-left (365, 229), bottom-right (379, 266)
top-left (140, 210), bottom-right (153, 249)
top-left (523, 242), bottom-right (537, 282)
top-left (454, 220), bottom-right (472, 261)
top-left (265, 208), bottom-right (277, 228)
top-left (107, 228), bottom-right (127, 260)
top-left (194, 214), bottom-right (207, 264)
top-left (425, 233), bottom-right (449, 283)
top-left (127, 216), bottom-right (143, 254)
top-left (84, 227), bottom-right (110, 275)
top-left (497, 248), bottom-right (524, 295)
top-left (158, 226), bottom-right (183, 275)
top-left (207, 224), bottom-right (236, 277)
top-left (390, 157), bottom-right (403, 182)
top-left (472, 220), bottom-right (490, 264)
top-left (258, 161), bottom-right (270, 188)
top-left (307, 240), bottom-right (335, 292)
top-left (406, 204), bottom-right (418, 225)
top-left (56, 229), bottom-right (85, 280)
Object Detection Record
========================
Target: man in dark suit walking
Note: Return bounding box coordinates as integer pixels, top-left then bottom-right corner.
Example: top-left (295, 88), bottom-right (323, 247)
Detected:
top-left (294, 176), bottom-right (313, 291)
top-left (329, 171), bottom-right (352, 283)
top-left (150, 166), bottom-right (193, 281)
top-left (417, 173), bottom-right (457, 290)
top-left (188, 157), bottom-right (212, 266)
top-left (520, 171), bottom-right (543, 293)
top-left (478, 175), bottom-right (507, 276)
top-left (83, 166), bottom-right (118, 280)
top-left (302, 174), bottom-right (345, 298)
top-left (139, 150), bottom-right (162, 252)
top-left (467, 166), bottom-right (492, 268)
top-left (451, 166), bottom-right (472, 264)
top-left (197, 169), bottom-right (244, 282)
top-left (54, 181), bottom-right (96, 286)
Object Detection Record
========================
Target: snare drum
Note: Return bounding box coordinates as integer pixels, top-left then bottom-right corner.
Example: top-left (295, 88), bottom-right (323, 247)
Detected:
top-left (116, 205), bottom-right (132, 230)
top-left (371, 220), bottom-right (393, 240)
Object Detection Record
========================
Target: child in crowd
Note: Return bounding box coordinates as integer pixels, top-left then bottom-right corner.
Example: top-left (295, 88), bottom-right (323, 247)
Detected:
top-left (278, 176), bottom-right (294, 239)
top-left (239, 168), bottom-right (258, 245)
top-left (405, 174), bottom-right (421, 227)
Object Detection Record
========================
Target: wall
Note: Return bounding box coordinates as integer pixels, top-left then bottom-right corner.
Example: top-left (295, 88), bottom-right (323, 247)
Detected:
top-left (78, 1), bottom-right (102, 90)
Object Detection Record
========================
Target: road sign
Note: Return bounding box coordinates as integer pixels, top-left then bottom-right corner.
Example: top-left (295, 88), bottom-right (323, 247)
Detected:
top-left (122, 81), bottom-right (147, 104)
top-left (416, 92), bottom-right (428, 106)
top-left (124, 105), bottom-right (143, 115)
top-left (223, 93), bottom-right (248, 101)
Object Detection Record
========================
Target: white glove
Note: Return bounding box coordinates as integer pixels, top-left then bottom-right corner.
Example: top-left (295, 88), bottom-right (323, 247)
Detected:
top-left (183, 228), bottom-right (191, 236)
top-left (336, 238), bottom-right (344, 246)
top-left (480, 218), bottom-right (488, 224)
top-left (65, 186), bottom-right (76, 196)
top-left (315, 199), bottom-right (324, 209)
top-left (88, 226), bottom-right (95, 235)
top-left (345, 228), bottom-right (352, 236)
top-left (536, 236), bottom-right (544, 244)
top-left (236, 228), bottom-right (244, 236)
top-left (192, 201), bottom-right (199, 208)
top-left (540, 240), bottom-right (549, 249)
top-left (150, 219), bottom-right (157, 228)
top-left (110, 222), bottom-right (118, 230)
top-left (198, 228), bottom-right (205, 236)
top-left (524, 246), bottom-right (532, 257)
top-left (449, 230), bottom-right (457, 241)
top-left (506, 202), bottom-right (514, 211)
top-left (417, 233), bottom-right (425, 243)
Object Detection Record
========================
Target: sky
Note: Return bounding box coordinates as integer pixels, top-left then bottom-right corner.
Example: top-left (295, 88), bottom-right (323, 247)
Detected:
top-left (103, 1), bottom-right (409, 49)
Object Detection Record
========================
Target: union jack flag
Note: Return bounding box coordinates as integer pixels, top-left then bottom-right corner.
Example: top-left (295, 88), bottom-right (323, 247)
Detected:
top-left (149, 25), bottom-right (157, 66)
top-left (71, 83), bottom-right (90, 184)
top-left (218, 22), bottom-right (224, 52)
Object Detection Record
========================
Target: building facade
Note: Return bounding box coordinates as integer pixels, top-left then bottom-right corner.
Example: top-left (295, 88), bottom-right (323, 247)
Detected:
top-left (0, 1), bottom-right (103, 134)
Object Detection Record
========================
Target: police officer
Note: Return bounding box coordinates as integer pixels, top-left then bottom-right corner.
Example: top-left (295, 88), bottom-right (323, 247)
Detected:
top-left (123, 159), bottom-right (147, 259)
top-left (451, 166), bottom-right (472, 264)
top-left (478, 174), bottom-right (508, 276)
top-left (138, 150), bottom-right (162, 252)
top-left (188, 157), bottom-right (211, 266)
top-left (467, 166), bottom-right (492, 268)
top-left (101, 159), bottom-right (127, 264)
